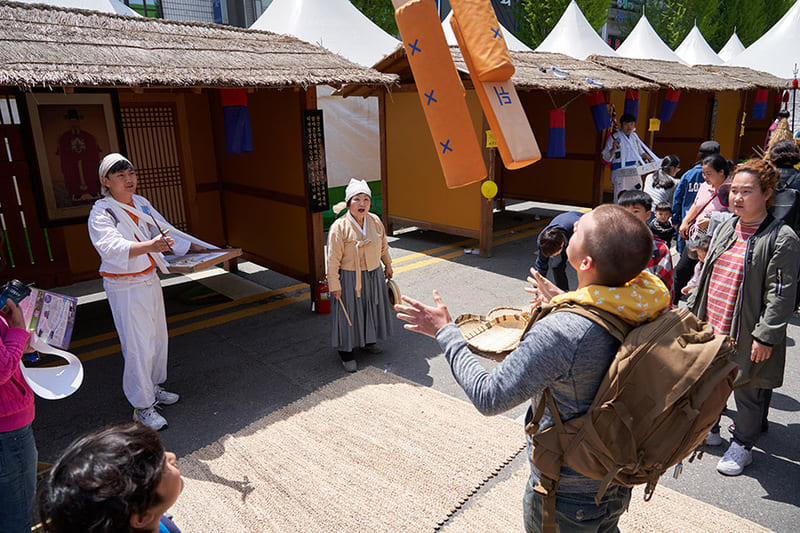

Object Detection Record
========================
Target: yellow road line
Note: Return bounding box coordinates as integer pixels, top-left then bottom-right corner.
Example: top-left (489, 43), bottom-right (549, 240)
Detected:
top-left (70, 282), bottom-right (309, 349)
top-left (73, 218), bottom-right (549, 357)
top-left (392, 220), bottom-right (543, 265)
top-left (76, 294), bottom-right (309, 363)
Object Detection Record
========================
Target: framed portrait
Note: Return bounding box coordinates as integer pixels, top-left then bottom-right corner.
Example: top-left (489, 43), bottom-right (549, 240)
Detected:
top-left (25, 93), bottom-right (120, 223)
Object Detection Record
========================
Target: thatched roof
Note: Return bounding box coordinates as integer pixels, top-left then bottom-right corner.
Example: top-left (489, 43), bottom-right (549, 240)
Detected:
top-left (482, 50), bottom-right (658, 92)
top-left (0, 1), bottom-right (397, 89)
top-left (695, 65), bottom-right (787, 90)
top-left (341, 46), bottom-right (656, 97)
top-left (588, 55), bottom-right (754, 91)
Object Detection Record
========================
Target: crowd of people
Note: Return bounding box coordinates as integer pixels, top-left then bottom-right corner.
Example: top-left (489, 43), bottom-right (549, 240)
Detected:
top-left (3, 125), bottom-right (800, 532)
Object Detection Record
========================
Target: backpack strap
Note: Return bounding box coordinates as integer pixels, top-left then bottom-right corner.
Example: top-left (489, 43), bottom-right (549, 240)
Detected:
top-left (522, 301), bottom-right (633, 533)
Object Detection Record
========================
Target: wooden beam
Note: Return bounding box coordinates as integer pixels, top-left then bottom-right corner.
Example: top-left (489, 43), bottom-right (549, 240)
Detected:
top-left (733, 90), bottom-right (748, 161)
top-left (479, 115), bottom-right (494, 258)
top-left (379, 92), bottom-right (392, 235)
top-left (303, 88), bottom-right (326, 300)
top-left (388, 216), bottom-right (480, 239)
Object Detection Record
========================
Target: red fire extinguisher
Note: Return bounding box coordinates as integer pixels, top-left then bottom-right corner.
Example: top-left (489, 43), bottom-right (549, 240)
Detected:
top-left (316, 276), bottom-right (331, 315)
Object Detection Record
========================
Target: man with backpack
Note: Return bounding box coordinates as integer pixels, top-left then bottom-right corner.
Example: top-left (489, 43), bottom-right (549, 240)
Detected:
top-left (395, 205), bottom-right (671, 532)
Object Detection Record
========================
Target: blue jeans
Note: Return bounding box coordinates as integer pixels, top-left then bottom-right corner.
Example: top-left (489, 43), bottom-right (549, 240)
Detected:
top-left (523, 475), bottom-right (631, 533)
top-left (0, 424), bottom-right (37, 533)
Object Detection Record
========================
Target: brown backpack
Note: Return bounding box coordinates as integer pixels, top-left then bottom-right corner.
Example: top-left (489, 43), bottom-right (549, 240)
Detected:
top-left (524, 303), bottom-right (738, 532)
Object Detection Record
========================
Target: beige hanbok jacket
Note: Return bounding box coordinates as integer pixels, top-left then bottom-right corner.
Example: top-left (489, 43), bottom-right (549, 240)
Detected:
top-left (327, 212), bottom-right (391, 296)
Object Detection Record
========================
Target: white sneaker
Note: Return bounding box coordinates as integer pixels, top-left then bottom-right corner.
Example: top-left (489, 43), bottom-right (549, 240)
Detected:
top-left (133, 406), bottom-right (167, 431)
top-left (717, 441), bottom-right (753, 476)
top-left (154, 385), bottom-right (179, 406)
top-left (706, 430), bottom-right (723, 446)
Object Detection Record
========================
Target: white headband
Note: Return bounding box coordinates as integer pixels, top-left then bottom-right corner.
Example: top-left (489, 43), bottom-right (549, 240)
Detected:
top-left (345, 178), bottom-right (371, 203)
top-left (98, 153), bottom-right (132, 179)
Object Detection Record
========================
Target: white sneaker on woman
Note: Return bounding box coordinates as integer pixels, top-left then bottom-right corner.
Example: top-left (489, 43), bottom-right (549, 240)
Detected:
top-left (133, 406), bottom-right (167, 431)
top-left (717, 441), bottom-right (752, 476)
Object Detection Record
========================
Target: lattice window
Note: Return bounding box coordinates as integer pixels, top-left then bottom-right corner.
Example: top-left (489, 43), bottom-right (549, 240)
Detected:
top-left (120, 105), bottom-right (187, 231)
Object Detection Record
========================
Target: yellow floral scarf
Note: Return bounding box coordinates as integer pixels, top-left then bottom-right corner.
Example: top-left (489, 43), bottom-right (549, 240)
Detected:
top-left (549, 271), bottom-right (671, 325)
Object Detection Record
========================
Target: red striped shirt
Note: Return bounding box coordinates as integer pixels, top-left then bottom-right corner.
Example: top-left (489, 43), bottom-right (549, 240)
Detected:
top-left (706, 221), bottom-right (760, 335)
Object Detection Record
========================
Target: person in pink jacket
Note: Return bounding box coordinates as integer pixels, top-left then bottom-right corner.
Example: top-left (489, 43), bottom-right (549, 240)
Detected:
top-left (0, 297), bottom-right (35, 532)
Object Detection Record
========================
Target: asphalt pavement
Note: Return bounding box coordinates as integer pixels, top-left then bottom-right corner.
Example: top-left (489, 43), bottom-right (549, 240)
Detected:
top-left (33, 201), bottom-right (799, 532)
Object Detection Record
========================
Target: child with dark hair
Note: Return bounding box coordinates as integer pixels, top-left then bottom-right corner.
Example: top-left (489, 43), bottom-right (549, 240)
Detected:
top-left (682, 233), bottom-right (711, 296)
top-left (38, 423), bottom-right (183, 533)
top-left (534, 211), bottom-right (583, 291)
top-left (618, 190), bottom-right (674, 296)
top-left (649, 202), bottom-right (676, 244)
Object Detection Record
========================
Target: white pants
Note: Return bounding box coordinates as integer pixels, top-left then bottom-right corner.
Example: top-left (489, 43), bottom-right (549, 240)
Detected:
top-left (103, 271), bottom-right (168, 409)
top-left (611, 172), bottom-right (644, 203)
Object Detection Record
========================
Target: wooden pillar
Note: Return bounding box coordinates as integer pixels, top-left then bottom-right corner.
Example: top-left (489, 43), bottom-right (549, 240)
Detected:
top-left (732, 90), bottom-right (748, 162)
top-left (647, 89), bottom-right (661, 149)
top-left (479, 115), bottom-right (495, 257)
top-left (379, 92), bottom-right (392, 235)
top-left (303, 88), bottom-right (325, 294)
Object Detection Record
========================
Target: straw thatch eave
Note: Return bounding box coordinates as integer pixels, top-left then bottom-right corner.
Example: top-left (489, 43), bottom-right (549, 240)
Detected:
top-left (588, 55), bottom-right (753, 91)
top-left (340, 46), bottom-right (656, 97)
top-left (695, 65), bottom-right (787, 90)
top-left (0, 1), bottom-right (397, 90)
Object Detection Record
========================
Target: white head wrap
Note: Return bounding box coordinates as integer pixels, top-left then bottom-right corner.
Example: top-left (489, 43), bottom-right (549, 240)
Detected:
top-left (345, 178), bottom-right (371, 203)
top-left (98, 153), bottom-right (133, 196)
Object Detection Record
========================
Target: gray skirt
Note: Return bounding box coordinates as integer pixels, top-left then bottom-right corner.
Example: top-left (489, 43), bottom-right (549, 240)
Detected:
top-left (331, 267), bottom-right (394, 352)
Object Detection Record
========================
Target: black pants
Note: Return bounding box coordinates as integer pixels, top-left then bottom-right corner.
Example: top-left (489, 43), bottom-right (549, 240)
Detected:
top-left (732, 388), bottom-right (772, 448)
top-left (673, 246), bottom-right (698, 305)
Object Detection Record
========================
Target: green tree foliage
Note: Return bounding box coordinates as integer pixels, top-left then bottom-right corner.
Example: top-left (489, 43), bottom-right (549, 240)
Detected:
top-left (625, 0), bottom-right (795, 51)
top-left (350, 0), bottom-right (398, 37)
top-left (516, 0), bottom-right (609, 48)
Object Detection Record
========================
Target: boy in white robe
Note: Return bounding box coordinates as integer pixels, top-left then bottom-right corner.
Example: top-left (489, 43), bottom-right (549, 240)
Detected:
top-left (602, 113), bottom-right (654, 203)
top-left (88, 154), bottom-right (209, 430)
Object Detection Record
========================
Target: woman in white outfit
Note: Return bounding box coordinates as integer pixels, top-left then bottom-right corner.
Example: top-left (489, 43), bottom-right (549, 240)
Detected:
top-left (88, 154), bottom-right (209, 430)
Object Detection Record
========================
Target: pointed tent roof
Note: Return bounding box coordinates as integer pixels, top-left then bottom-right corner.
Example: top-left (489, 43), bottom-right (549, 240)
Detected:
top-left (616, 15), bottom-right (687, 64)
top-left (728, 0), bottom-right (799, 79)
top-left (674, 24), bottom-right (723, 65)
top-left (442, 10), bottom-right (531, 52)
top-left (534, 0), bottom-right (617, 59)
top-left (250, 0), bottom-right (400, 68)
top-left (15, 0), bottom-right (138, 15)
top-left (717, 31), bottom-right (745, 62)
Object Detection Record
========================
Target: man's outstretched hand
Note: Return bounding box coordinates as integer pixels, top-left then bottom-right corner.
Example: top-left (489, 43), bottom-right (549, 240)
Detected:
top-left (395, 290), bottom-right (452, 338)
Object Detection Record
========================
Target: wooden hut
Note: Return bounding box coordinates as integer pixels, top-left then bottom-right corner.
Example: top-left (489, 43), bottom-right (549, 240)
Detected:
top-left (0, 1), bottom-right (395, 289)
top-left (343, 48), bottom-right (655, 254)
top-left (588, 56), bottom-right (783, 169)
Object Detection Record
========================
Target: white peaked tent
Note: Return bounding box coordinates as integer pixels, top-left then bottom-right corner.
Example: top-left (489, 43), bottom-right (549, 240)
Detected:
top-left (442, 11), bottom-right (531, 51)
top-left (15, 0), bottom-right (138, 15)
top-left (535, 0), bottom-right (617, 59)
top-left (252, 0), bottom-right (399, 68)
top-left (252, 0), bottom-right (400, 192)
top-left (717, 32), bottom-right (745, 63)
top-left (728, 0), bottom-right (800, 79)
top-left (616, 15), bottom-right (687, 64)
top-left (674, 24), bottom-right (723, 65)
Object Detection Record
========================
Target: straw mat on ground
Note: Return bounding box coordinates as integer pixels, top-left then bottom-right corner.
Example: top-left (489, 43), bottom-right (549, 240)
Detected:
top-left (444, 462), bottom-right (771, 532)
top-left (172, 367), bottom-right (525, 532)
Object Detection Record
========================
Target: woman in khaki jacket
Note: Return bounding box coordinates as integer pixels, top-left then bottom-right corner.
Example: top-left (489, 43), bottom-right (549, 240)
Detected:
top-left (327, 179), bottom-right (393, 372)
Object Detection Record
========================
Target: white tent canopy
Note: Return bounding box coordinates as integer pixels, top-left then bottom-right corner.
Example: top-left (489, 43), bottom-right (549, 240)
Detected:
top-left (717, 31), bottom-right (746, 63)
top-left (728, 0), bottom-right (800, 79)
top-left (674, 24), bottom-right (723, 65)
top-left (616, 15), bottom-right (687, 64)
top-left (442, 10), bottom-right (531, 52)
top-left (251, 0), bottom-right (396, 190)
top-left (251, 0), bottom-right (399, 68)
top-left (15, 0), bottom-right (138, 15)
top-left (535, 0), bottom-right (617, 59)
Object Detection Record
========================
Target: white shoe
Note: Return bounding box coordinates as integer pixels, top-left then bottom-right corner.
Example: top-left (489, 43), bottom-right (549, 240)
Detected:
top-left (706, 430), bottom-right (723, 446)
top-left (133, 406), bottom-right (167, 431)
top-left (717, 441), bottom-right (753, 476)
top-left (154, 385), bottom-right (179, 406)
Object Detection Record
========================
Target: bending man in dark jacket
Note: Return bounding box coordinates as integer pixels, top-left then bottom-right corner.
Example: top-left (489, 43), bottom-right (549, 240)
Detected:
top-left (534, 211), bottom-right (583, 291)
top-left (396, 205), bottom-right (670, 532)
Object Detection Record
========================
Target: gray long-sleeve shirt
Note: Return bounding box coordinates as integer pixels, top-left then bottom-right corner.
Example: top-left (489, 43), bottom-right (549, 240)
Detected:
top-left (436, 312), bottom-right (620, 492)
